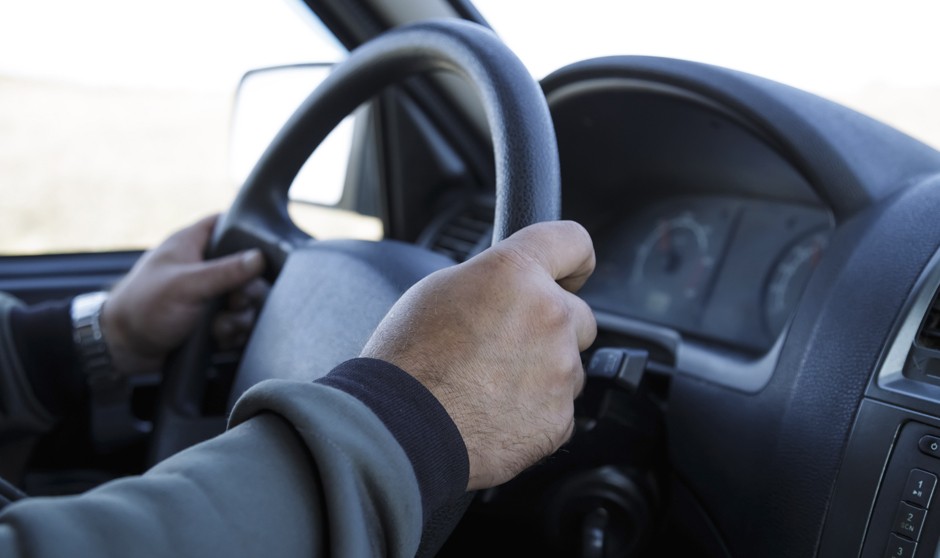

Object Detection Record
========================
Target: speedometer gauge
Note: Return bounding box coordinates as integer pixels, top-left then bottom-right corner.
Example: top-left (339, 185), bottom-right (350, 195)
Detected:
top-left (764, 229), bottom-right (829, 336)
top-left (631, 211), bottom-right (722, 319)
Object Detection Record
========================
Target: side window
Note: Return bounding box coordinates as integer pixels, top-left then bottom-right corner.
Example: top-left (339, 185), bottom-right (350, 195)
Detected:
top-left (0, 0), bottom-right (370, 255)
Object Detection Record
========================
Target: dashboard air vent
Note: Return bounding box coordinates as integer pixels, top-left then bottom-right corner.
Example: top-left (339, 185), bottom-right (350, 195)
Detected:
top-left (877, 248), bottom-right (940, 400)
top-left (905, 288), bottom-right (940, 379)
top-left (917, 292), bottom-right (940, 350)
top-left (425, 197), bottom-right (494, 263)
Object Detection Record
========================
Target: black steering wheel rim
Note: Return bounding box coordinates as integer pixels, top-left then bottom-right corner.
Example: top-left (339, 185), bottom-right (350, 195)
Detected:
top-left (210, 18), bottom-right (561, 270)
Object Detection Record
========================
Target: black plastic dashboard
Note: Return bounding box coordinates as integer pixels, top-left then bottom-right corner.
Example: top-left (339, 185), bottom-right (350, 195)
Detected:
top-left (423, 54), bottom-right (940, 557)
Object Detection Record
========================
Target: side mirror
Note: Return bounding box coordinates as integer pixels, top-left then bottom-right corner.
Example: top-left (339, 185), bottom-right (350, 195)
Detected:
top-left (228, 63), bottom-right (356, 207)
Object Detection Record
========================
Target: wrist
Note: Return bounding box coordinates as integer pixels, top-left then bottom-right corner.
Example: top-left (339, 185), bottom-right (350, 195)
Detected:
top-left (97, 297), bottom-right (162, 377)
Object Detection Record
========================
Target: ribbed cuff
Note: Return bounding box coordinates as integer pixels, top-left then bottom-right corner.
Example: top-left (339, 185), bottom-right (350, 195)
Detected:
top-left (317, 358), bottom-right (470, 522)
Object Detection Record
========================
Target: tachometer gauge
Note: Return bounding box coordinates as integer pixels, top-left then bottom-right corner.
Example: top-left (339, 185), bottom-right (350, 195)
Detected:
top-left (764, 229), bottom-right (829, 337)
top-left (632, 211), bottom-right (719, 319)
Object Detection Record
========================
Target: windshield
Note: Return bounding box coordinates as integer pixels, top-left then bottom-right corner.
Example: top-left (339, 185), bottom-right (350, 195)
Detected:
top-left (0, 0), bottom-right (344, 254)
top-left (474, 0), bottom-right (940, 150)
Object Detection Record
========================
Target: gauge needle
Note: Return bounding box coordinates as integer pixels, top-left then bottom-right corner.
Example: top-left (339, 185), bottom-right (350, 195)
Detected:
top-left (684, 257), bottom-right (706, 296)
top-left (657, 222), bottom-right (681, 273)
top-left (811, 238), bottom-right (823, 267)
top-left (658, 220), bottom-right (671, 254)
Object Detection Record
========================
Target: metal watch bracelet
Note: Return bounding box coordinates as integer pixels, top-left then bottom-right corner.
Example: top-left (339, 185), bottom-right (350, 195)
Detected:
top-left (70, 291), bottom-right (124, 394)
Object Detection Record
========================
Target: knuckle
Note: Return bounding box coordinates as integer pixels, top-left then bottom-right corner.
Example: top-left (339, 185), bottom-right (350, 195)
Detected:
top-left (568, 350), bottom-right (585, 376)
top-left (535, 291), bottom-right (570, 327)
top-left (485, 244), bottom-right (532, 275)
top-left (550, 219), bottom-right (593, 249)
top-left (569, 294), bottom-right (593, 320)
top-left (572, 296), bottom-right (597, 336)
top-left (555, 219), bottom-right (585, 237)
top-left (563, 220), bottom-right (596, 266)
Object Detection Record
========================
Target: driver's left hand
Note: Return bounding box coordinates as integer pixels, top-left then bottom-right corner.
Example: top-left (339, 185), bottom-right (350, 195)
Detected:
top-left (99, 214), bottom-right (268, 377)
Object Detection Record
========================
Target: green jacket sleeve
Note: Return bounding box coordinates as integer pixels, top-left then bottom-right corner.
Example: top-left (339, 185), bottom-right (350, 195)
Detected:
top-left (0, 378), bottom-right (434, 557)
top-left (0, 293), bottom-right (56, 439)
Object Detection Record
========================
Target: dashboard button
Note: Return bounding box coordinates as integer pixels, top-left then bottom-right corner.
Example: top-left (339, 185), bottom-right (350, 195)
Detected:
top-left (903, 469), bottom-right (937, 508)
top-left (917, 435), bottom-right (940, 458)
top-left (893, 502), bottom-right (927, 541)
top-left (884, 533), bottom-right (917, 557)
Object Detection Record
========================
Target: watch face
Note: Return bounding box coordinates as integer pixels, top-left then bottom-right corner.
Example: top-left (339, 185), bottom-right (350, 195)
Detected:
top-left (71, 291), bottom-right (109, 322)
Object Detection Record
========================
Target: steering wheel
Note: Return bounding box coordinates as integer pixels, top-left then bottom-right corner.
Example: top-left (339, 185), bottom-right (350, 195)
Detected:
top-left (149, 17), bottom-right (561, 557)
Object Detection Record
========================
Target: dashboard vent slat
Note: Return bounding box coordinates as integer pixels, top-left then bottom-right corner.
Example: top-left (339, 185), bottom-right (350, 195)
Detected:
top-left (425, 197), bottom-right (494, 263)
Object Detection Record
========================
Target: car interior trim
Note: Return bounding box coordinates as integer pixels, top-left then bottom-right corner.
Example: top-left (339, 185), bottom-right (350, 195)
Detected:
top-left (877, 241), bottom-right (940, 404)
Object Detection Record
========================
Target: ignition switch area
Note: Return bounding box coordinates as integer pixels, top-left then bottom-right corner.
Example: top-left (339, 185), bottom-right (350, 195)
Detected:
top-left (440, 344), bottom-right (673, 557)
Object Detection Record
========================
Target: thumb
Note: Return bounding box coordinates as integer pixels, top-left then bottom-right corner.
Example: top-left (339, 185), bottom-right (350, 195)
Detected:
top-left (183, 249), bottom-right (266, 300)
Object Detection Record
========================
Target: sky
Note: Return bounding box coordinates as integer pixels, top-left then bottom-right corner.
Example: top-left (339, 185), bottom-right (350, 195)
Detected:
top-left (2, 0), bottom-right (938, 94)
top-left (474, 0), bottom-right (940, 97)
top-left (0, 0), bottom-right (343, 91)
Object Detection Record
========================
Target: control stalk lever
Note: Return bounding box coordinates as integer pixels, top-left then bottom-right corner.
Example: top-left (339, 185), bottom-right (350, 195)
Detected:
top-left (586, 347), bottom-right (653, 392)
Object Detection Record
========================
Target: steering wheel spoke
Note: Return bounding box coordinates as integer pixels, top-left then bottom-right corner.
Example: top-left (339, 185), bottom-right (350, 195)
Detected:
top-left (211, 212), bottom-right (311, 278)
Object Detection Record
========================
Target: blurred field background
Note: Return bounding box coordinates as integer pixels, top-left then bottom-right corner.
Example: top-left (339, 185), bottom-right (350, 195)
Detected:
top-left (0, 0), bottom-right (364, 255)
top-left (0, 75), bottom-right (380, 254)
top-left (0, 76), bottom-right (235, 253)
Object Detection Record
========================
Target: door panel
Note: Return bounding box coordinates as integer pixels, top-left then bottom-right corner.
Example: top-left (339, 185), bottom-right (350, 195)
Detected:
top-left (0, 252), bottom-right (141, 305)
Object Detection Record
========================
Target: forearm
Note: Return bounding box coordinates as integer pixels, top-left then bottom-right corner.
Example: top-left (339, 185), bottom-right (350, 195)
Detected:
top-left (0, 360), bottom-right (470, 557)
top-left (0, 406), bottom-right (420, 558)
top-left (0, 413), bottom-right (335, 558)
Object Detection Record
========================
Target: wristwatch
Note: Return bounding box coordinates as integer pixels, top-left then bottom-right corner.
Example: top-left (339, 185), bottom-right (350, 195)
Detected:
top-left (71, 291), bottom-right (150, 451)
top-left (70, 291), bottom-right (122, 394)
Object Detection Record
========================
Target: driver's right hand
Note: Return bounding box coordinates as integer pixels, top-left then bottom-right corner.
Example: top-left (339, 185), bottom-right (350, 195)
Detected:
top-left (361, 220), bottom-right (597, 491)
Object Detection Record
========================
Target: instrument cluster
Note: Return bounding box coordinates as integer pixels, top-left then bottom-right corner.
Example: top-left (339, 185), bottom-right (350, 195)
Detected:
top-left (579, 194), bottom-right (833, 352)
